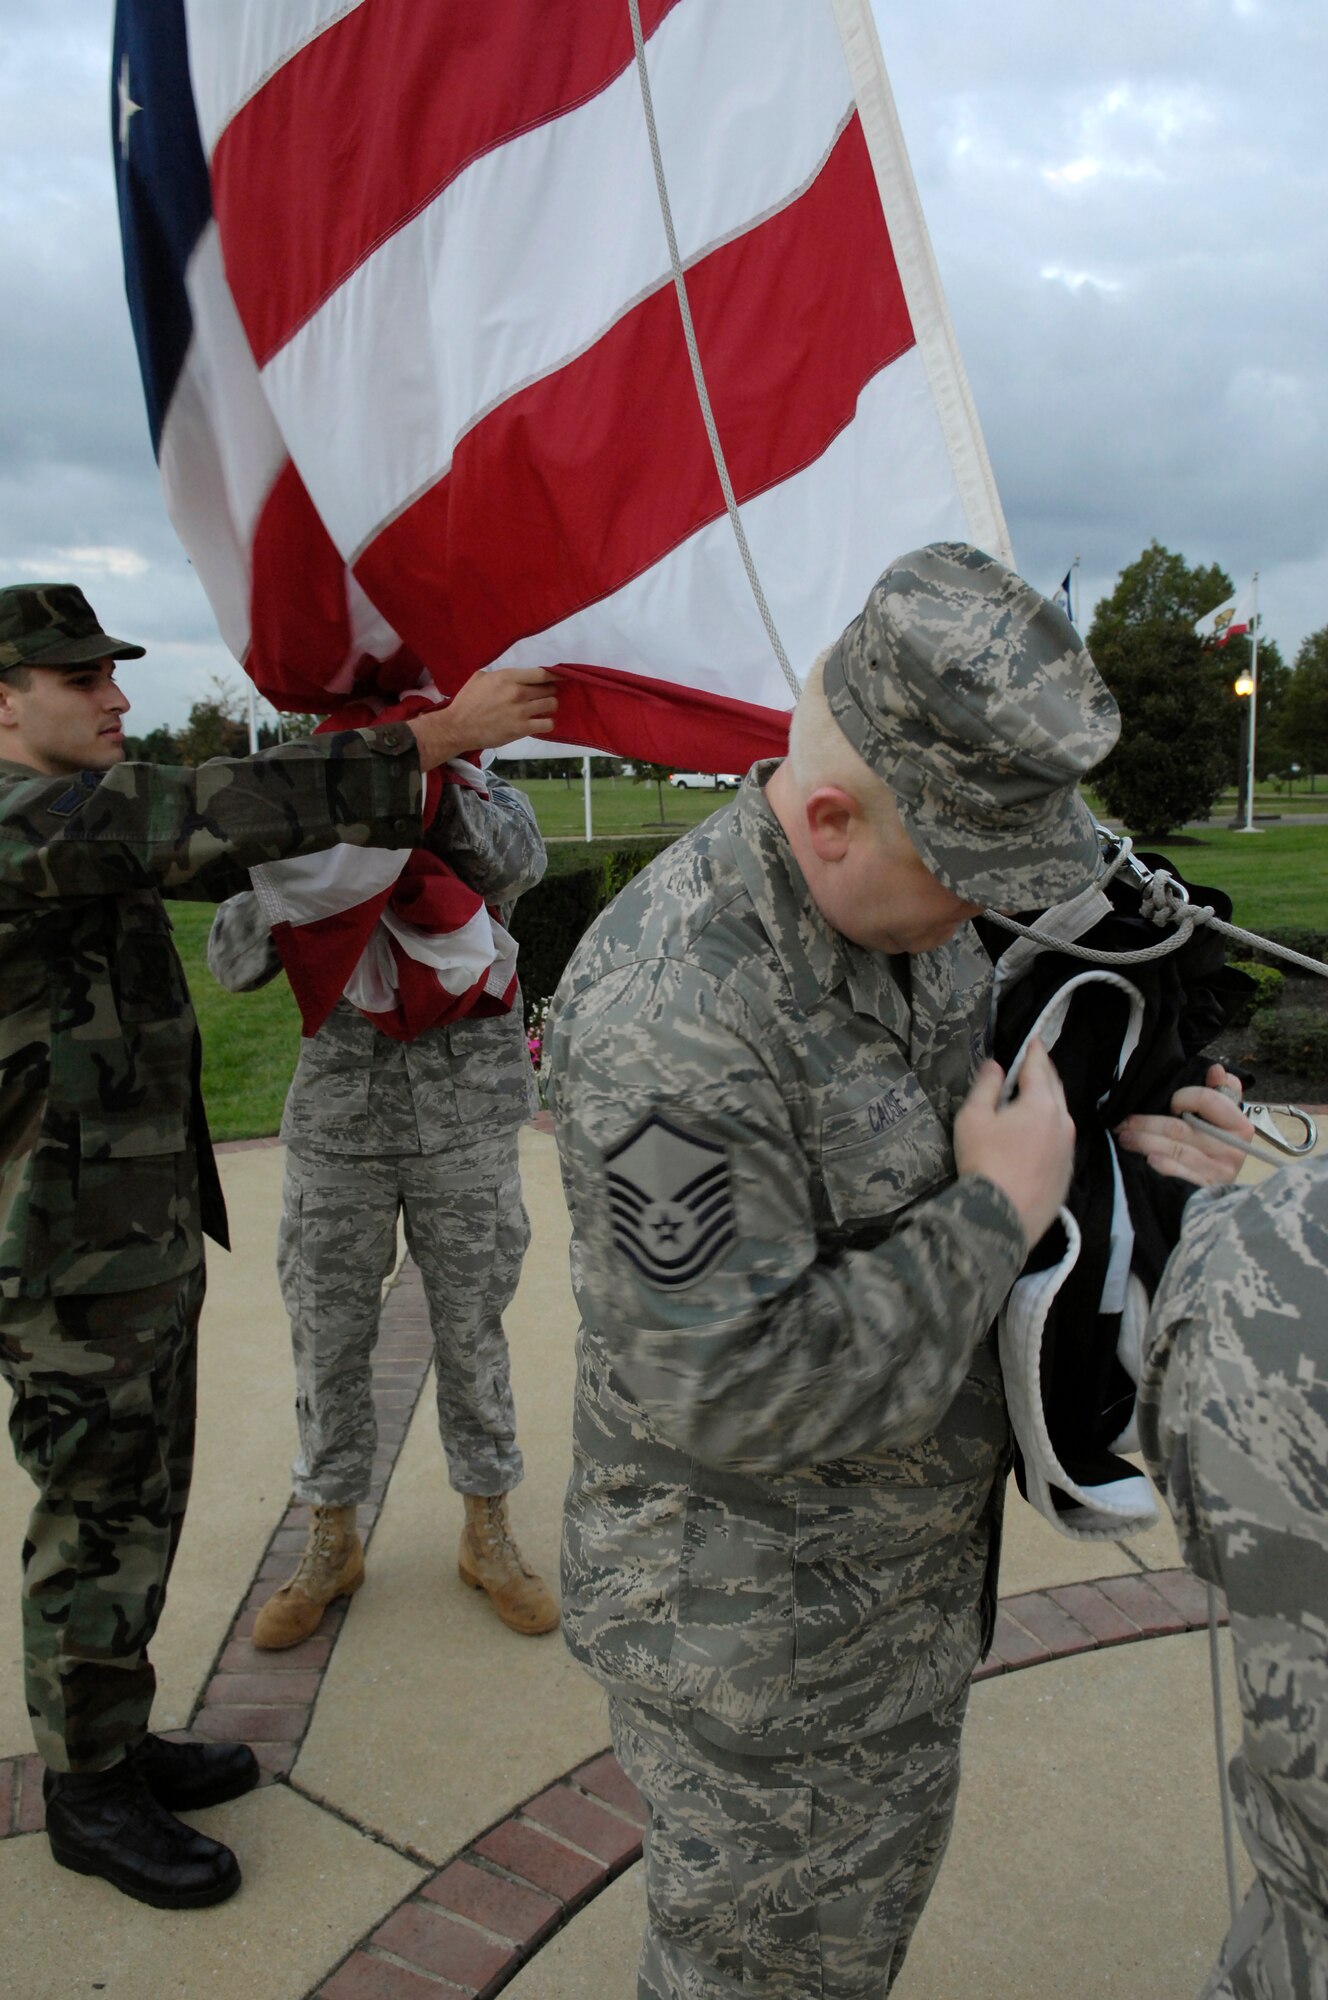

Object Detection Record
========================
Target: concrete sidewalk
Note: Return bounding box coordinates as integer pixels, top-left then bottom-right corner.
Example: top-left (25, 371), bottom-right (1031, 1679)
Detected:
top-left (0, 1119), bottom-right (1319, 1999)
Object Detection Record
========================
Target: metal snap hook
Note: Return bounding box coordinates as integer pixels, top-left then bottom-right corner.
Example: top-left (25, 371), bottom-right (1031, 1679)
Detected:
top-left (1244, 1103), bottom-right (1319, 1157)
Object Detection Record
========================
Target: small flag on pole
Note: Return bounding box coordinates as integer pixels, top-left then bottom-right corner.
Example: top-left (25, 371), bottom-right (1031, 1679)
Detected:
top-left (1053, 570), bottom-right (1073, 619)
top-left (1194, 585), bottom-right (1256, 647)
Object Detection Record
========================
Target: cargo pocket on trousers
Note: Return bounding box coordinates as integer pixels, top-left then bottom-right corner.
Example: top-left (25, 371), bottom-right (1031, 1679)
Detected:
top-left (729, 1783), bottom-right (822, 1996)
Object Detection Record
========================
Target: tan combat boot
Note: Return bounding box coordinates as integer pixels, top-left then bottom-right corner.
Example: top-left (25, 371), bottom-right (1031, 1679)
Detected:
top-left (252, 1503), bottom-right (365, 1650)
top-left (458, 1494), bottom-right (559, 1636)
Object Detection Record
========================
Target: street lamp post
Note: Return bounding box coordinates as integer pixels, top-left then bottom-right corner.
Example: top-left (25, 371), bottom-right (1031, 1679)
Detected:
top-left (1233, 574), bottom-right (1261, 834)
top-left (1234, 669), bottom-right (1254, 831)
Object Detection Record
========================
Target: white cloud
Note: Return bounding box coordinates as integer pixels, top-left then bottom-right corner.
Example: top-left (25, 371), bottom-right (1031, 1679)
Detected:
top-left (16, 545), bottom-right (150, 581)
top-left (1043, 158), bottom-right (1103, 189)
top-left (1039, 265), bottom-right (1123, 295)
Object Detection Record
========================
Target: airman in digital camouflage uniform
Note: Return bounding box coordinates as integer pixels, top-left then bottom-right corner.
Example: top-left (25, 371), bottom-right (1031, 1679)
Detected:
top-left (0, 581), bottom-right (555, 1911)
top-left (206, 768), bottom-right (558, 1648)
top-left (1139, 1157), bottom-right (1328, 2000)
top-left (547, 543), bottom-right (1248, 1998)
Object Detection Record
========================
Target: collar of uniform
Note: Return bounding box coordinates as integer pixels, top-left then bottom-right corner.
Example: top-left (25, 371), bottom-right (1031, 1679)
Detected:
top-left (840, 940), bottom-right (914, 1043)
top-left (723, 762), bottom-right (851, 1011)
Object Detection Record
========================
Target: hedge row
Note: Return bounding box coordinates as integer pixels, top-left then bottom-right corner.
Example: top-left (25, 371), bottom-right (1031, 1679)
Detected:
top-left (1244, 926), bottom-right (1328, 973)
top-left (1227, 959), bottom-right (1286, 1027)
top-left (511, 837), bottom-right (676, 1014)
top-left (1249, 1006), bottom-right (1328, 1076)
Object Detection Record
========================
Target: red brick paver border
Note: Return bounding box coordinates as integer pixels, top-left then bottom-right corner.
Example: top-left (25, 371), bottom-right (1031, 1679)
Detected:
top-left (313, 1750), bottom-right (646, 2000)
top-left (308, 1579), bottom-right (1227, 1998)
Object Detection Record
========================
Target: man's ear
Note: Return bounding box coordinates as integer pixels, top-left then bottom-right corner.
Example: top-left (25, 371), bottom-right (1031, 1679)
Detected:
top-left (804, 786), bottom-right (859, 863)
top-left (0, 680), bottom-right (20, 731)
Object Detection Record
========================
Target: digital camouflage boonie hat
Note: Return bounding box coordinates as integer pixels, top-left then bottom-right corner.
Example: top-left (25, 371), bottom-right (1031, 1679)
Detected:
top-left (0, 583), bottom-right (146, 676)
top-left (821, 542), bottom-right (1120, 910)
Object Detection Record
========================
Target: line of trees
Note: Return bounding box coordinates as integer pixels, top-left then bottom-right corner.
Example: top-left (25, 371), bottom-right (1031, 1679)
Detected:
top-left (122, 677), bottom-right (321, 766)
top-left (1087, 542), bottom-right (1328, 837)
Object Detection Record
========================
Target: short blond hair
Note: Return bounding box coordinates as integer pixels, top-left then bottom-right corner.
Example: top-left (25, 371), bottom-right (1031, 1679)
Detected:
top-left (787, 651), bottom-right (897, 829)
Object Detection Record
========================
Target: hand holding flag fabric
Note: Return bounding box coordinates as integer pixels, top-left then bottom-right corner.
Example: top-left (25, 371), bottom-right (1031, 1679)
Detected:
top-left (407, 668), bottom-right (558, 771)
top-left (252, 691), bottom-right (531, 1042)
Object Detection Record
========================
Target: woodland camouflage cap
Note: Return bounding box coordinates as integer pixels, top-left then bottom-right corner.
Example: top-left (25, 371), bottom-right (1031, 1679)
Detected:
top-left (0, 583), bottom-right (146, 675)
top-left (821, 542), bottom-right (1120, 909)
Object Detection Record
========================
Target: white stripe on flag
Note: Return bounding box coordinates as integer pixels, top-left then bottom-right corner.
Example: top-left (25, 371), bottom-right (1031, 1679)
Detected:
top-left (249, 842), bottom-right (411, 929)
top-left (184, 0), bottom-right (368, 157)
top-left (161, 223), bottom-right (286, 662)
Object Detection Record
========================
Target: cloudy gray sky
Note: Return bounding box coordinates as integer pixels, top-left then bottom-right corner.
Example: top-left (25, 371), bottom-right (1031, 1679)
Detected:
top-left (1, 0), bottom-right (1324, 731)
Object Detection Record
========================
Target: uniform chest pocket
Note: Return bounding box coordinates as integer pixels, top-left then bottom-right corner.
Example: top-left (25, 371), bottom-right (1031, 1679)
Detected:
top-left (818, 1077), bottom-right (952, 1230)
top-left (116, 908), bottom-right (189, 1025)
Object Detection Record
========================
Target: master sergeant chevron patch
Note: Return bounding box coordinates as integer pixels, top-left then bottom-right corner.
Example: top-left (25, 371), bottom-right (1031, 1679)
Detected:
top-left (604, 1112), bottom-right (736, 1291)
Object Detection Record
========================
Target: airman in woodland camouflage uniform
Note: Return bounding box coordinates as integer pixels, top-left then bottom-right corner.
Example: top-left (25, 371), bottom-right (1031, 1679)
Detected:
top-left (0, 580), bottom-right (555, 1911)
top-left (207, 770), bottom-right (558, 1647)
top-left (1139, 1158), bottom-right (1328, 2000)
top-left (548, 543), bottom-right (1247, 1997)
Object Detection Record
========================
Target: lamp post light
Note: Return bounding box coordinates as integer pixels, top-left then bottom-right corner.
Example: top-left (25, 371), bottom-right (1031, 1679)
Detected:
top-left (1233, 669), bottom-right (1260, 834)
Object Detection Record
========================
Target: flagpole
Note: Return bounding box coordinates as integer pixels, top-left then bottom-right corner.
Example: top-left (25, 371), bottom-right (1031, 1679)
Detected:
top-left (1239, 572), bottom-right (1261, 834)
top-left (583, 753), bottom-right (593, 841)
top-left (1071, 554), bottom-right (1080, 628)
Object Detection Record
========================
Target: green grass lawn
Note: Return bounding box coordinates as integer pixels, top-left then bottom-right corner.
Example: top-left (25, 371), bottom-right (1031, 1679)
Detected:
top-left (1221, 787), bottom-right (1328, 816)
top-left (498, 771), bottom-right (734, 839)
top-left (176, 799), bottom-right (1327, 1141)
top-left (170, 902), bottom-right (305, 1143)
top-left (1124, 825), bottom-right (1328, 936)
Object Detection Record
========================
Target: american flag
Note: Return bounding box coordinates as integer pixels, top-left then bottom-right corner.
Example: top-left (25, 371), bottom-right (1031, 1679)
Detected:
top-left (250, 698), bottom-right (522, 1042)
top-left (112, 0), bottom-right (1009, 1026)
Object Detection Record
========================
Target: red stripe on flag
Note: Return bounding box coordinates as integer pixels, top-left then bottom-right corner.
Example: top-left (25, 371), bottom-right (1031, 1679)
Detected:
top-left (543, 662), bottom-right (790, 771)
top-left (270, 879), bottom-right (397, 1038)
top-left (369, 947), bottom-right (514, 1046)
top-left (247, 459), bottom-right (352, 706)
top-left (353, 117), bottom-right (909, 691)
top-left (213, 0), bottom-right (683, 367)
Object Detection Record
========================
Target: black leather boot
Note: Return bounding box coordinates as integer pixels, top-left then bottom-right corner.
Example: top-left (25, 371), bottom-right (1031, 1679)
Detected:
top-left (43, 1735), bottom-right (260, 1814)
top-left (44, 1761), bottom-right (241, 1909)
top-left (133, 1733), bottom-right (261, 1811)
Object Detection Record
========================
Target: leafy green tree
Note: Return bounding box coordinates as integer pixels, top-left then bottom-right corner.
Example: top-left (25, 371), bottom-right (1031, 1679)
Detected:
top-left (176, 675), bottom-right (250, 765)
top-left (122, 724), bottom-right (181, 764)
top-left (1087, 542), bottom-right (1247, 837)
top-left (1275, 627), bottom-right (1328, 791)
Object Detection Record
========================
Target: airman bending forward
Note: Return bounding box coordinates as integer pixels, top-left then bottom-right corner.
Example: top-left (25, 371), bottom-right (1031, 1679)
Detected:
top-left (547, 542), bottom-right (1248, 1997)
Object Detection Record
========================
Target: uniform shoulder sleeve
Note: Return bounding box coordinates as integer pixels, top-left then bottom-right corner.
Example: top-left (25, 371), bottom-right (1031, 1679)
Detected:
top-left (207, 891), bottom-right (282, 992)
top-left (421, 769), bottom-right (546, 903)
top-left (548, 954), bottom-right (1026, 1473)
top-left (0, 727), bottom-right (422, 906)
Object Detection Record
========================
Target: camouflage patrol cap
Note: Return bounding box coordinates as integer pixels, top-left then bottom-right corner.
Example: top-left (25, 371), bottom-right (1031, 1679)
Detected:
top-left (821, 542), bottom-right (1120, 909)
top-left (0, 583), bottom-right (146, 676)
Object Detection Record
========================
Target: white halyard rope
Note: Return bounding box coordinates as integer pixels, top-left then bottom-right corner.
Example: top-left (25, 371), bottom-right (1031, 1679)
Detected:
top-left (627, 0), bottom-right (802, 702)
top-left (983, 833), bottom-right (1328, 979)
